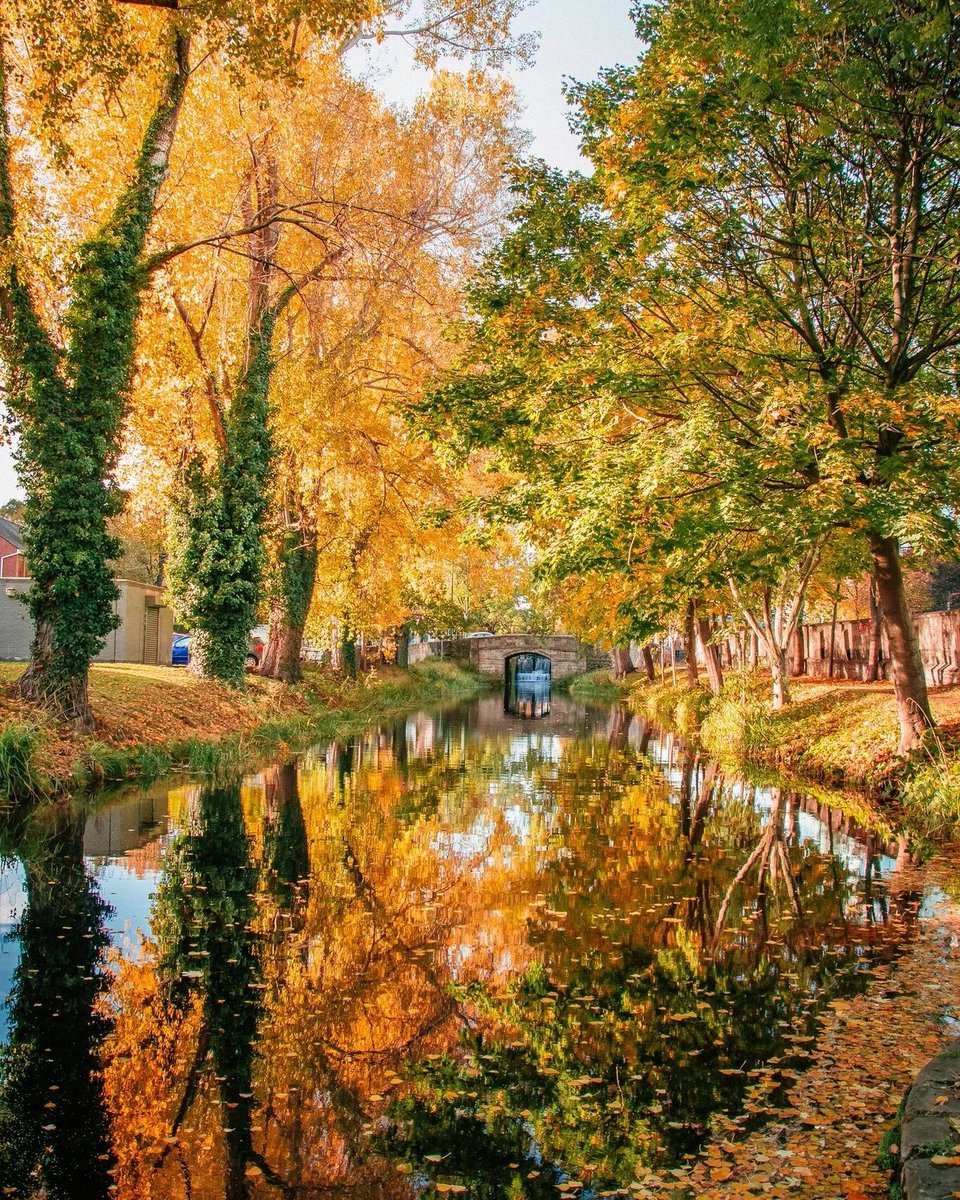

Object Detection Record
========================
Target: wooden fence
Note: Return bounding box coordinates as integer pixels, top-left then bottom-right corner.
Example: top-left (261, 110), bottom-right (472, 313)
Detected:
top-left (718, 609), bottom-right (960, 686)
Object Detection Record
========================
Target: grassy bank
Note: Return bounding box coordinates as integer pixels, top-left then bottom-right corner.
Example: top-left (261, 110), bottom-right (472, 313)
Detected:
top-left (576, 667), bottom-right (960, 831)
top-left (0, 658), bottom-right (492, 802)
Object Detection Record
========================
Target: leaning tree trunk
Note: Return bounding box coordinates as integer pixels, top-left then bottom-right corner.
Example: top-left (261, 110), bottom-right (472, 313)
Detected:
top-left (640, 643), bottom-right (656, 681)
top-left (0, 33), bottom-right (190, 728)
top-left (866, 532), bottom-right (933, 754)
top-left (612, 644), bottom-right (635, 680)
top-left (695, 615), bottom-right (724, 696)
top-left (260, 529), bottom-right (318, 684)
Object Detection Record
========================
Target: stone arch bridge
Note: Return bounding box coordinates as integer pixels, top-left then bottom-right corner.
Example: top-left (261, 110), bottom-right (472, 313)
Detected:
top-left (408, 633), bottom-right (608, 678)
top-left (468, 635), bottom-right (588, 679)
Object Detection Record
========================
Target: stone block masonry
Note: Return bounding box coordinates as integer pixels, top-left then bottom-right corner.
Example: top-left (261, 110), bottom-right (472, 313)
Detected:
top-left (468, 635), bottom-right (588, 679)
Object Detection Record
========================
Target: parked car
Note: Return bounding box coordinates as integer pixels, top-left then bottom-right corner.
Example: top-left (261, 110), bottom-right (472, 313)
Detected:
top-left (172, 632), bottom-right (263, 668)
top-left (246, 634), bottom-right (264, 669)
top-left (464, 631), bottom-right (495, 638)
top-left (171, 633), bottom-right (191, 666)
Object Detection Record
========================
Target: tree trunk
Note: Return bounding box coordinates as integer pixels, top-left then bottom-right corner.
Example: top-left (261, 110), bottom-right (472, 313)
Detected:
top-left (341, 621), bottom-right (357, 678)
top-left (769, 645), bottom-right (789, 710)
top-left (17, 617), bottom-right (94, 729)
top-left (2, 35), bottom-right (190, 729)
top-left (695, 616), bottom-right (724, 695)
top-left (396, 624), bottom-right (410, 668)
top-left (260, 532), bottom-right (318, 684)
top-left (866, 532), bottom-right (933, 753)
top-left (612, 644), bottom-right (635, 680)
top-left (640, 643), bottom-right (656, 681)
top-left (867, 572), bottom-right (883, 683)
top-left (683, 600), bottom-right (700, 687)
top-left (827, 597), bottom-right (839, 679)
top-left (790, 625), bottom-right (805, 678)
top-left (747, 630), bottom-right (759, 671)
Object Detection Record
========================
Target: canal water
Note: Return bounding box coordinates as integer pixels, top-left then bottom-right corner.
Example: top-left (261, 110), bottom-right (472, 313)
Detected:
top-left (0, 693), bottom-right (914, 1199)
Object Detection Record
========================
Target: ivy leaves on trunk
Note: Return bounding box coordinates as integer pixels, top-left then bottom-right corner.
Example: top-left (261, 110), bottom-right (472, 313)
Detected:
top-left (0, 29), bottom-right (190, 728)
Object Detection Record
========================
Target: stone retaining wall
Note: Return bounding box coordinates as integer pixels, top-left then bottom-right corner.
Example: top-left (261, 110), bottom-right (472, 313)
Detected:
top-left (900, 1037), bottom-right (960, 1198)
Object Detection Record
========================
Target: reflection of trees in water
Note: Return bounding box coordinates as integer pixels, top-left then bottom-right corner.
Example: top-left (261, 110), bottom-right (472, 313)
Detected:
top-left (263, 762), bottom-right (310, 916)
top-left (0, 803), bottom-right (113, 1200)
top-left (98, 708), bottom-right (910, 1198)
top-left (382, 736), bottom-right (908, 1191)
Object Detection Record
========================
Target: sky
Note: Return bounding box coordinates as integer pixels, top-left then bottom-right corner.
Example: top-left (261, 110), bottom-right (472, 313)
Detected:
top-left (353, 0), bottom-right (642, 171)
top-left (0, 0), bottom-right (641, 503)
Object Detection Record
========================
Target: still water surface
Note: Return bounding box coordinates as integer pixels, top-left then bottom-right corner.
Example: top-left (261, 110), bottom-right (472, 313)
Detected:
top-left (0, 694), bottom-right (914, 1198)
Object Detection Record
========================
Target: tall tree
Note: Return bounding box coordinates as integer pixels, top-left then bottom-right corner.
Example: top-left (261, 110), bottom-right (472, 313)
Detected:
top-left (130, 62), bottom-right (519, 682)
top-left (574, 0), bottom-right (960, 750)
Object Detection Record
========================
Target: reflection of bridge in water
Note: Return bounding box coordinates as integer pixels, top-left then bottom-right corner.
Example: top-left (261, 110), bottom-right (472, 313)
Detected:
top-left (504, 651), bottom-right (553, 719)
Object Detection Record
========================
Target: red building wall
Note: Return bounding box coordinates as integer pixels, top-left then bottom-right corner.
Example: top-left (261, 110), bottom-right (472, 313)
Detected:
top-left (0, 535), bottom-right (27, 577)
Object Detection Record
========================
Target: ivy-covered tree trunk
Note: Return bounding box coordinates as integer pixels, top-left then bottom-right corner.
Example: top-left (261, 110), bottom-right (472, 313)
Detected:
top-left (341, 619), bottom-right (358, 678)
top-left (866, 532), bottom-right (933, 754)
top-left (170, 320), bottom-right (274, 686)
top-left (260, 527), bottom-right (319, 684)
top-left (396, 623), bottom-right (411, 668)
top-left (0, 32), bottom-right (189, 728)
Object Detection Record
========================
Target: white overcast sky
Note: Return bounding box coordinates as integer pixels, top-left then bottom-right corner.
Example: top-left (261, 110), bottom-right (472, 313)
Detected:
top-left (0, 0), bottom-right (641, 502)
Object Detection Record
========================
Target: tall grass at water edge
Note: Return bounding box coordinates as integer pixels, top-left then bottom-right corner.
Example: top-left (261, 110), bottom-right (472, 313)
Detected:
top-left (0, 722), bottom-right (48, 801)
top-left (900, 733), bottom-right (960, 842)
top-left (699, 672), bottom-right (777, 760)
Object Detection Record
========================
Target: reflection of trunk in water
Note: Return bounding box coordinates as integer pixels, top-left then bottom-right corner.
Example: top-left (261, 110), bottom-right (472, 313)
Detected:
top-left (607, 704), bottom-right (631, 749)
top-left (662, 758), bottom-right (720, 945)
top-left (263, 761), bottom-right (310, 921)
top-left (155, 781), bottom-right (279, 1199)
top-left (711, 788), bottom-right (802, 955)
top-left (340, 839), bottom-right (465, 1037)
top-left (0, 804), bottom-right (114, 1200)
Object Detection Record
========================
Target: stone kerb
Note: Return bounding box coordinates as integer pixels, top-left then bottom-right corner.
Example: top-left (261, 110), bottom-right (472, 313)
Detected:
top-left (900, 1037), bottom-right (960, 1198)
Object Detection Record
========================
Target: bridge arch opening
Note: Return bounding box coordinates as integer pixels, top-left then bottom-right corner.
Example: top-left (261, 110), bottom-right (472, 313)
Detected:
top-left (504, 652), bottom-right (552, 719)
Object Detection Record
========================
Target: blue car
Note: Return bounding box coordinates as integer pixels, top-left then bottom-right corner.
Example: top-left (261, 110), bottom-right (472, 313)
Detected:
top-left (171, 634), bottom-right (191, 666)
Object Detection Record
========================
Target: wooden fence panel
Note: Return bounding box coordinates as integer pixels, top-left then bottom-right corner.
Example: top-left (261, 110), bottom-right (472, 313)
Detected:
top-left (717, 609), bottom-right (960, 686)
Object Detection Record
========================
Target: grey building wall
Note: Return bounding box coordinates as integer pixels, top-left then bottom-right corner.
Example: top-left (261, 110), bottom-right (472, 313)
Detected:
top-left (0, 578), bottom-right (173, 665)
top-left (0, 579), bottom-right (32, 660)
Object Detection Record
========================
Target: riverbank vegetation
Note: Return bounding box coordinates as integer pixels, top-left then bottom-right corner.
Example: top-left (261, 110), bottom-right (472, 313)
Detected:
top-left (0, 659), bottom-right (490, 802)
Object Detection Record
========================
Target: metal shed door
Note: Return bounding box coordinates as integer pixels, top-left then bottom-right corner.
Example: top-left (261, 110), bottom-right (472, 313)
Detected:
top-left (143, 605), bottom-right (160, 664)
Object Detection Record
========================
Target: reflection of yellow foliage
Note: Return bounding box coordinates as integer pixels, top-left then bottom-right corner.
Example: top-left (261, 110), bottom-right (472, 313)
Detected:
top-left (95, 710), bottom-right (881, 1196)
top-left (100, 950), bottom-right (205, 1200)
